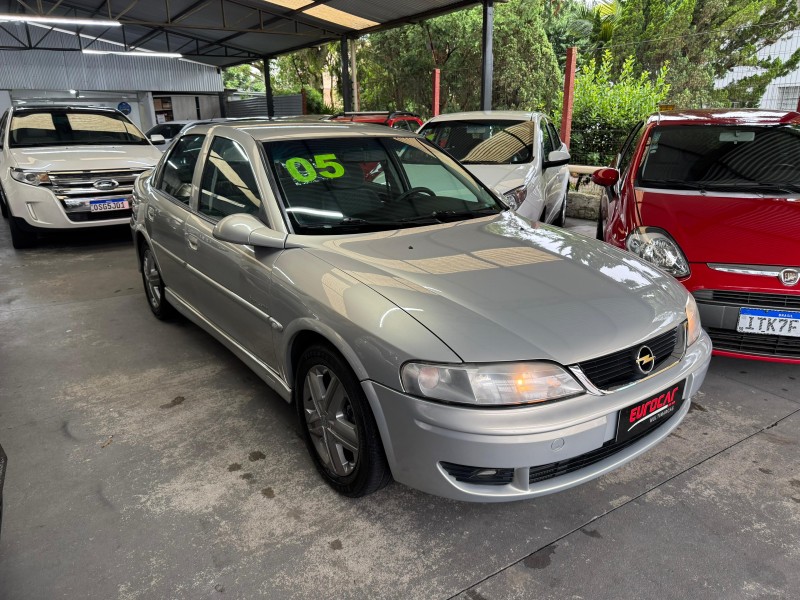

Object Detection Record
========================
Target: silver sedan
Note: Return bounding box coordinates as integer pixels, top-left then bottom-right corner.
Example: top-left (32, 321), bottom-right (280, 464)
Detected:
top-left (131, 121), bottom-right (711, 502)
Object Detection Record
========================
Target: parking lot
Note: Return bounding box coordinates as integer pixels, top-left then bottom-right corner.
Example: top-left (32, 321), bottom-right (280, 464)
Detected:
top-left (0, 221), bottom-right (798, 600)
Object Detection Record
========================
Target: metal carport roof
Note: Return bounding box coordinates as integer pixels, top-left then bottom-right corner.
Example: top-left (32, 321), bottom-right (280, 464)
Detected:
top-left (0, 1), bottom-right (482, 67)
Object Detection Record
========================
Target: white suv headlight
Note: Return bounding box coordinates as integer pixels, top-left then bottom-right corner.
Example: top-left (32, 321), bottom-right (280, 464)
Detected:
top-left (401, 361), bottom-right (584, 406)
top-left (10, 168), bottom-right (50, 186)
top-left (626, 227), bottom-right (690, 278)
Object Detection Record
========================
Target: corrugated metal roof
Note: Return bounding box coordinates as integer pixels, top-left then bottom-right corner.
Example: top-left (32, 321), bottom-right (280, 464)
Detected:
top-left (0, 26), bottom-right (223, 92)
top-left (0, 0), bottom-right (481, 67)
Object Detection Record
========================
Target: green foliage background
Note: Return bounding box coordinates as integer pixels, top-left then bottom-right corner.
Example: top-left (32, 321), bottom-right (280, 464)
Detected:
top-left (221, 0), bottom-right (800, 161)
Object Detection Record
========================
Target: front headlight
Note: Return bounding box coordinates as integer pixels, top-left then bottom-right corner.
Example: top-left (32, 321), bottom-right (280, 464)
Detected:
top-left (685, 294), bottom-right (702, 346)
top-left (10, 168), bottom-right (50, 186)
top-left (502, 186), bottom-right (527, 210)
top-left (626, 227), bottom-right (690, 278)
top-left (401, 361), bottom-right (584, 406)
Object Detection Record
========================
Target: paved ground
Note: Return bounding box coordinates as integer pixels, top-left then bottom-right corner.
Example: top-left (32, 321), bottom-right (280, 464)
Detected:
top-left (0, 221), bottom-right (798, 600)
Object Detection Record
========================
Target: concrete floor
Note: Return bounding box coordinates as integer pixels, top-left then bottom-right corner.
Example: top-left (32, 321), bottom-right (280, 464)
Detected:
top-left (0, 221), bottom-right (798, 600)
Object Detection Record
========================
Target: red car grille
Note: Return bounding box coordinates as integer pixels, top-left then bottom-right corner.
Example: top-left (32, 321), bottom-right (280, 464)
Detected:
top-left (706, 328), bottom-right (800, 359)
top-left (693, 290), bottom-right (800, 310)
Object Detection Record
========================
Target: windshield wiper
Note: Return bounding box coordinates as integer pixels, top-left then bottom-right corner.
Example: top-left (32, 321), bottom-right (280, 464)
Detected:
top-left (432, 207), bottom-right (503, 221)
top-left (640, 178), bottom-right (711, 191)
top-left (397, 214), bottom-right (444, 224)
top-left (398, 206), bottom-right (501, 224)
top-left (727, 182), bottom-right (800, 195)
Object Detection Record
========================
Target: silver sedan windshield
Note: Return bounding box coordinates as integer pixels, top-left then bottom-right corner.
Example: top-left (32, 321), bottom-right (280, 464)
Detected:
top-left (264, 136), bottom-right (504, 234)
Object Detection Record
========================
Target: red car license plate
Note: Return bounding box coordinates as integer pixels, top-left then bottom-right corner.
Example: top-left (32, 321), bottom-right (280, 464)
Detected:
top-left (617, 380), bottom-right (686, 443)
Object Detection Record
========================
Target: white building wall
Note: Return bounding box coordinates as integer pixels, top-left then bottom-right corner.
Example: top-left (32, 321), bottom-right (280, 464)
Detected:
top-left (716, 30), bottom-right (800, 110)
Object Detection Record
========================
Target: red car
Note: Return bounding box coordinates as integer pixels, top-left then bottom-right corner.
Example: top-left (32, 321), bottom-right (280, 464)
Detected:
top-left (327, 111), bottom-right (423, 132)
top-left (592, 109), bottom-right (800, 364)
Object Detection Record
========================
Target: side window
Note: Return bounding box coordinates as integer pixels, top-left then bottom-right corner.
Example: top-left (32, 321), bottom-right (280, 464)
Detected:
top-left (156, 134), bottom-right (205, 204)
top-left (391, 120), bottom-right (413, 132)
top-left (199, 136), bottom-right (262, 220)
top-left (547, 122), bottom-right (562, 149)
top-left (617, 122), bottom-right (644, 176)
top-left (540, 120), bottom-right (555, 156)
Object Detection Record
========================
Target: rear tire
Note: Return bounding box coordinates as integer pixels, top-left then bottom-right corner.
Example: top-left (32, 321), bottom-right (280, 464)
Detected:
top-left (9, 216), bottom-right (37, 249)
top-left (295, 344), bottom-right (391, 497)
top-left (140, 245), bottom-right (176, 320)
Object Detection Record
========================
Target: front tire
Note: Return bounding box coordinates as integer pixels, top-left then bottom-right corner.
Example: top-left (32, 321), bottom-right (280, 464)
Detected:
top-left (295, 345), bottom-right (391, 497)
top-left (140, 246), bottom-right (176, 320)
top-left (9, 216), bottom-right (37, 249)
top-left (0, 186), bottom-right (9, 219)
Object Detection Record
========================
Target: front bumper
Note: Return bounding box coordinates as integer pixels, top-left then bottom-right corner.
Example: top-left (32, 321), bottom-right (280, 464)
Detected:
top-left (363, 331), bottom-right (711, 502)
top-left (4, 178), bottom-right (131, 230)
top-left (685, 263), bottom-right (800, 364)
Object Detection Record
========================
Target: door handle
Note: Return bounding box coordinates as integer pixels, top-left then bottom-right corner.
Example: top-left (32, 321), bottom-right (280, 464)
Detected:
top-left (187, 233), bottom-right (199, 251)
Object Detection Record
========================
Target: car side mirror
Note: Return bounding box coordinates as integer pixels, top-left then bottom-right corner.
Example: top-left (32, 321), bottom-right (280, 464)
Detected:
top-left (149, 134), bottom-right (166, 145)
top-left (213, 213), bottom-right (286, 249)
top-left (591, 167), bottom-right (620, 188)
top-left (543, 150), bottom-right (570, 170)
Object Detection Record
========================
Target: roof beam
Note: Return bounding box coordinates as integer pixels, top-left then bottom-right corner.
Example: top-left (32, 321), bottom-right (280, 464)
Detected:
top-left (192, 0), bottom-right (340, 54)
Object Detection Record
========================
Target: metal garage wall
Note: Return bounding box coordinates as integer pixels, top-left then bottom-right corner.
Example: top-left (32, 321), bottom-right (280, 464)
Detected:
top-left (226, 94), bottom-right (304, 117)
top-left (0, 26), bottom-right (222, 93)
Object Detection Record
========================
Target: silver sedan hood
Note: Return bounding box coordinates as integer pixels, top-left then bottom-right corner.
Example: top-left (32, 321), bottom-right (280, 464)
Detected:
top-left (296, 212), bottom-right (688, 365)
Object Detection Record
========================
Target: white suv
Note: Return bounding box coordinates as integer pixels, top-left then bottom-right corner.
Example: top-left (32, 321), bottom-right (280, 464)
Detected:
top-left (0, 105), bottom-right (163, 248)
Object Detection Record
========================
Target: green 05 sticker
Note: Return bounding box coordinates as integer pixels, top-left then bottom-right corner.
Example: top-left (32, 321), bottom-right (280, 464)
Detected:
top-left (285, 153), bottom-right (345, 183)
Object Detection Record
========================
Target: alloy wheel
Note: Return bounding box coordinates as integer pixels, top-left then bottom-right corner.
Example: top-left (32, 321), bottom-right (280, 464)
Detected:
top-left (302, 365), bottom-right (359, 477)
top-left (142, 249), bottom-right (162, 310)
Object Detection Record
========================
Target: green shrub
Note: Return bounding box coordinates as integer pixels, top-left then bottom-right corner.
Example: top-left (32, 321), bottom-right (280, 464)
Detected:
top-left (558, 51), bottom-right (670, 165)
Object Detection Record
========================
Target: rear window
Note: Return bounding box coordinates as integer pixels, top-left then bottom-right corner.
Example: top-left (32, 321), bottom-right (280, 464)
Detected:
top-left (420, 120), bottom-right (535, 164)
top-left (637, 124), bottom-right (800, 193)
top-left (9, 110), bottom-right (148, 148)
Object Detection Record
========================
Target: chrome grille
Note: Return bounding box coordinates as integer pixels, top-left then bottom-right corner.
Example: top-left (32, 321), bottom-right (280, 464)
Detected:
top-left (48, 169), bottom-right (146, 198)
top-left (693, 290), bottom-right (800, 310)
top-left (576, 326), bottom-right (684, 391)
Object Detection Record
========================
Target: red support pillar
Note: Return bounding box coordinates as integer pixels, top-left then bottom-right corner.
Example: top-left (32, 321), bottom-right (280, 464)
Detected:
top-left (560, 47), bottom-right (578, 147)
top-left (432, 68), bottom-right (441, 116)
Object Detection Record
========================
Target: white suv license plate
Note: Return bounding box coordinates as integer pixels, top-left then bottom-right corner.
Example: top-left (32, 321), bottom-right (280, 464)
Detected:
top-left (737, 307), bottom-right (800, 338)
top-left (90, 198), bottom-right (130, 212)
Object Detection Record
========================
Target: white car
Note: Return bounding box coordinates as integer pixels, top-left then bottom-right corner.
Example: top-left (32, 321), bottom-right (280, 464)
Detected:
top-left (0, 105), bottom-right (163, 248)
top-left (419, 111), bottom-right (571, 225)
top-left (145, 120), bottom-right (200, 152)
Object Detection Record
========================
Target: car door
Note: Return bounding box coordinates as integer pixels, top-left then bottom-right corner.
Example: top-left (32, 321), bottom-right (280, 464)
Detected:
top-left (547, 120), bottom-right (570, 209)
top-left (184, 134), bottom-right (281, 368)
top-left (604, 121), bottom-right (645, 244)
top-left (145, 133), bottom-right (205, 296)
top-left (538, 118), bottom-right (563, 222)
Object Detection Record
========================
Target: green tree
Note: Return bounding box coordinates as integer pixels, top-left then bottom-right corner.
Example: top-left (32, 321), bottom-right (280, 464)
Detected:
top-left (607, 0), bottom-right (800, 107)
top-left (559, 51), bottom-right (670, 164)
top-left (222, 63), bottom-right (265, 94)
top-left (358, 0), bottom-right (561, 116)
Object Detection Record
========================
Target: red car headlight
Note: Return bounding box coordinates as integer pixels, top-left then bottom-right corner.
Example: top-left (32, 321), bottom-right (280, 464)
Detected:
top-left (626, 227), bottom-right (690, 278)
